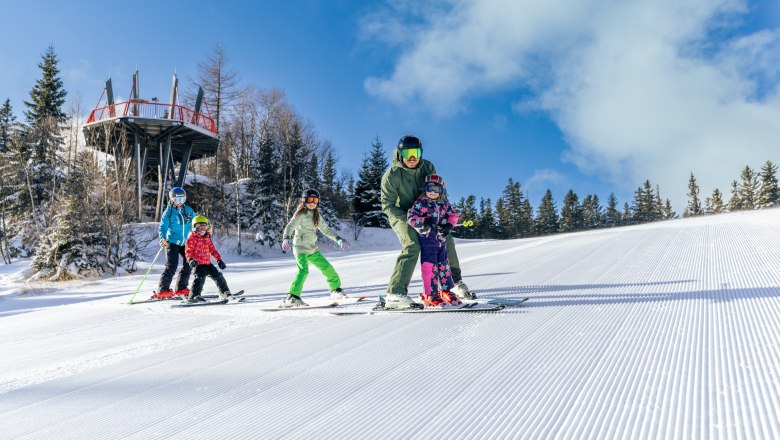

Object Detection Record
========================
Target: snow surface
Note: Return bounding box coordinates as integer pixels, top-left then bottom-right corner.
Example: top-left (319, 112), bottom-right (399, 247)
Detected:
top-left (1, 210), bottom-right (779, 439)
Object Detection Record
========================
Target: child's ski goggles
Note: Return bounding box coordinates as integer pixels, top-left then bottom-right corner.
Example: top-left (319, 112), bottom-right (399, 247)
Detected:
top-left (172, 196), bottom-right (186, 205)
top-left (305, 197), bottom-right (319, 204)
top-left (423, 183), bottom-right (443, 194)
top-left (194, 223), bottom-right (209, 231)
top-left (401, 148), bottom-right (422, 160)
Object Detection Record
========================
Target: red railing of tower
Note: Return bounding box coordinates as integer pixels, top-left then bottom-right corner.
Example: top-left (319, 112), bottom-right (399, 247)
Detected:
top-left (86, 100), bottom-right (217, 134)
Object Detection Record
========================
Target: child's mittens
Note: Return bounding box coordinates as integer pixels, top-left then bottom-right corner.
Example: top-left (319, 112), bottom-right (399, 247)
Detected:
top-left (217, 260), bottom-right (226, 270)
top-left (282, 239), bottom-right (292, 252)
top-left (188, 259), bottom-right (198, 268)
top-left (438, 223), bottom-right (453, 236)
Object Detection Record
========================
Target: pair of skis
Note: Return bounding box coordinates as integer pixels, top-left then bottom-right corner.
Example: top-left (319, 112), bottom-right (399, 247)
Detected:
top-left (130, 291), bottom-right (246, 307)
top-left (330, 296), bottom-right (529, 315)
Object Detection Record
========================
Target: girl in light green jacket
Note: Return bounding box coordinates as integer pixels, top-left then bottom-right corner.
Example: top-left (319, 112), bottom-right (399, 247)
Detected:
top-left (281, 189), bottom-right (350, 307)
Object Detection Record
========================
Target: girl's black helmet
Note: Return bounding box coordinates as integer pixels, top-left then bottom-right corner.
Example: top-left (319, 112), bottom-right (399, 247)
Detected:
top-left (302, 189), bottom-right (320, 199)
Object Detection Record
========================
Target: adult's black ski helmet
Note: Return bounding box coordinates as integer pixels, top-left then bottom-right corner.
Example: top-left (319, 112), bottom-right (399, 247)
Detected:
top-left (397, 135), bottom-right (422, 150)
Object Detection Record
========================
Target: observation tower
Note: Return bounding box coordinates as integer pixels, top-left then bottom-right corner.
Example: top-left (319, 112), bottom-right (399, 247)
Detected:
top-left (83, 70), bottom-right (219, 221)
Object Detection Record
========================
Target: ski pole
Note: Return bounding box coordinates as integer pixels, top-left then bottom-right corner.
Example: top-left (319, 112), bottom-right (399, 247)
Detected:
top-left (455, 220), bottom-right (474, 227)
top-left (128, 245), bottom-right (164, 304)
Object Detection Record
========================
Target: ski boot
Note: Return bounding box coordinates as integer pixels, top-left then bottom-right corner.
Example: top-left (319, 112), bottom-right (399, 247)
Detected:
top-left (451, 281), bottom-right (475, 300)
top-left (420, 293), bottom-right (444, 308)
top-left (187, 294), bottom-right (206, 304)
top-left (219, 291), bottom-right (236, 300)
top-left (330, 288), bottom-right (348, 301)
top-left (174, 288), bottom-right (190, 298)
top-left (152, 290), bottom-right (175, 299)
top-left (384, 293), bottom-right (418, 309)
top-left (282, 294), bottom-right (308, 308)
top-left (440, 290), bottom-right (463, 307)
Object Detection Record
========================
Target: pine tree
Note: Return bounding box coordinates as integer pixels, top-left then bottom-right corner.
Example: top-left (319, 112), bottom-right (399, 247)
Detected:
top-left (247, 136), bottom-right (284, 247)
top-left (477, 198), bottom-right (497, 238)
top-left (534, 189), bottom-right (559, 235)
top-left (622, 202), bottom-right (632, 224)
top-left (605, 193), bottom-right (621, 227)
top-left (704, 197), bottom-right (713, 214)
top-left (495, 197), bottom-right (509, 239)
top-left (453, 195), bottom-right (478, 239)
top-left (757, 161), bottom-right (779, 208)
top-left (738, 165), bottom-right (758, 210)
top-left (727, 180), bottom-right (741, 212)
top-left (321, 149), bottom-right (349, 218)
top-left (581, 194), bottom-right (603, 229)
top-left (559, 189), bottom-right (582, 232)
top-left (663, 199), bottom-right (676, 219)
top-left (710, 189), bottom-right (725, 214)
top-left (352, 136), bottom-right (389, 228)
top-left (18, 45), bottom-right (68, 226)
top-left (683, 173), bottom-right (702, 217)
top-left (24, 45), bottom-right (67, 125)
top-left (0, 99), bottom-right (15, 153)
top-left (632, 181), bottom-right (656, 223)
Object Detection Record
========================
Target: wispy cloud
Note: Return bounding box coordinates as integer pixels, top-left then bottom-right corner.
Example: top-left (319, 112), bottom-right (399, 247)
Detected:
top-left (362, 0), bottom-right (780, 208)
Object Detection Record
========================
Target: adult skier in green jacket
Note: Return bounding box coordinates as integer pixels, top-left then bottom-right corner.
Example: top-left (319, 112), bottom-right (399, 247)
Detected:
top-left (380, 135), bottom-right (473, 309)
top-left (281, 189), bottom-right (350, 307)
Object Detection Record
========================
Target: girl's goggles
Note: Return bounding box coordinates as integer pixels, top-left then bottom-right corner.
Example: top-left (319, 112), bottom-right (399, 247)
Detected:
top-left (172, 196), bottom-right (186, 204)
top-left (194, 223), bottom-right (209, 231)
top-left (305, 197), bottom-right (319, 204)
top-left (401, 148), bottom-right (422, 160)
top-left (423, 183), bottom-right (443, 194)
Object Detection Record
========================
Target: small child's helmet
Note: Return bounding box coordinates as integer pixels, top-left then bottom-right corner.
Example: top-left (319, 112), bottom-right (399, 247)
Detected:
top-left (423, 174), bottom-right (444, 187)
top-left (192, 215), bottom-right (209, 228)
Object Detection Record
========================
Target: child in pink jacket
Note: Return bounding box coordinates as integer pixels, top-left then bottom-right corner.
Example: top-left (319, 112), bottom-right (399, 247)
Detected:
top-left (406, 174), bottom-right (461, 307)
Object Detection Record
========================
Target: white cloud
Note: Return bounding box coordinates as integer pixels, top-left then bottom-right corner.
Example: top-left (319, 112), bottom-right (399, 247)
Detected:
top-left (362, 0), bottom-right (780, 210)
top-left (525, 168), bottom-right (567, 195)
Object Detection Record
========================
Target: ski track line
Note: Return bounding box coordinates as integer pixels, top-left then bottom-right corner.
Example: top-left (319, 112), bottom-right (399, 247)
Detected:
top-left (0, 314), bottom-right (340, 438)
top-left (153, 317), bottom-right (436, 440)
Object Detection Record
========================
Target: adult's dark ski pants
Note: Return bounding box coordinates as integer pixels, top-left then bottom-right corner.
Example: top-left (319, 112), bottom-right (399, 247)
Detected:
top-left (157, 243), bottom-right (191, 292)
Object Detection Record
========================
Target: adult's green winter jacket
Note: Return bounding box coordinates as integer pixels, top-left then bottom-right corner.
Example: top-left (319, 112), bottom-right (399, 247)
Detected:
top-left (380, 154), bottom-right (437, 225)
top-left (282, 210), bottom-right (341, 255)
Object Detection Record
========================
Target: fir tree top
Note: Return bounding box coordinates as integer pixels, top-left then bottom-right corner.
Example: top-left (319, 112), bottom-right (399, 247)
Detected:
top-left (24, 45), bottom-right (67, 125)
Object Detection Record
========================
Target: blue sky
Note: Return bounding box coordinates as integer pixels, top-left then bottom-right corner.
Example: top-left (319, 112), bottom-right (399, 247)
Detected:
top-left (1, 0), bottom-right (779, 213)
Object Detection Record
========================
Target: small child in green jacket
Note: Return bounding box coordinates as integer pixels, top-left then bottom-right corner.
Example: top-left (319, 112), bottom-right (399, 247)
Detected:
top-left (281, 189), bottom-right (350, 307)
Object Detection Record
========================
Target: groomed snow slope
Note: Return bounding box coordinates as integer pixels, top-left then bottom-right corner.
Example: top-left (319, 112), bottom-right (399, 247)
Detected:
top-left (1, 209), bottom-right (779, 439)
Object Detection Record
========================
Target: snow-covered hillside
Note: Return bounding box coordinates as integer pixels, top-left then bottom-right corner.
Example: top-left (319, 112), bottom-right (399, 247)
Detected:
top-left (1, 210), bottom-right (779, 439)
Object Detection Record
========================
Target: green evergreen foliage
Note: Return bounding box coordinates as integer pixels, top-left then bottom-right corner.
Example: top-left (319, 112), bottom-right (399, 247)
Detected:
top-left (535, 189), bottom-right (559, 235)
top-left (683, 173), bottom-right (703, 217)
top-left (352, 136), bottom-right (389, 228)
top-left (622, 202), bottom-right (633, 224)
top-left (662, 199), bottom-right (676, 219)
top-left (738, 165), bottom-right (758, 210)
top-left (727, 180), bottom-right (741, 212)
top-left (496, 179), bottom-right (532, 238)
top-left (632, 180), bottom-right (657, 223)
top-left (24, 45), bottom-right (67, 125)
top-left (710, 189), bottom-right (725, 214)
top-left (453, 195), bottom-right (478, 239)
top-left (559, 189), bottom-right (582, 232)
top-left (477, 197), bottom-right (497, 238)
top-left (581, 194), bottom-right (604, 229)
top-left (0, 99), bottom-right (15, 153)
top-left (247, 136), bottom-right (284, 248)
top-left (757, 161), bottom-right (779, 208)
top-left (605, 193), bottom-right (622, 227)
